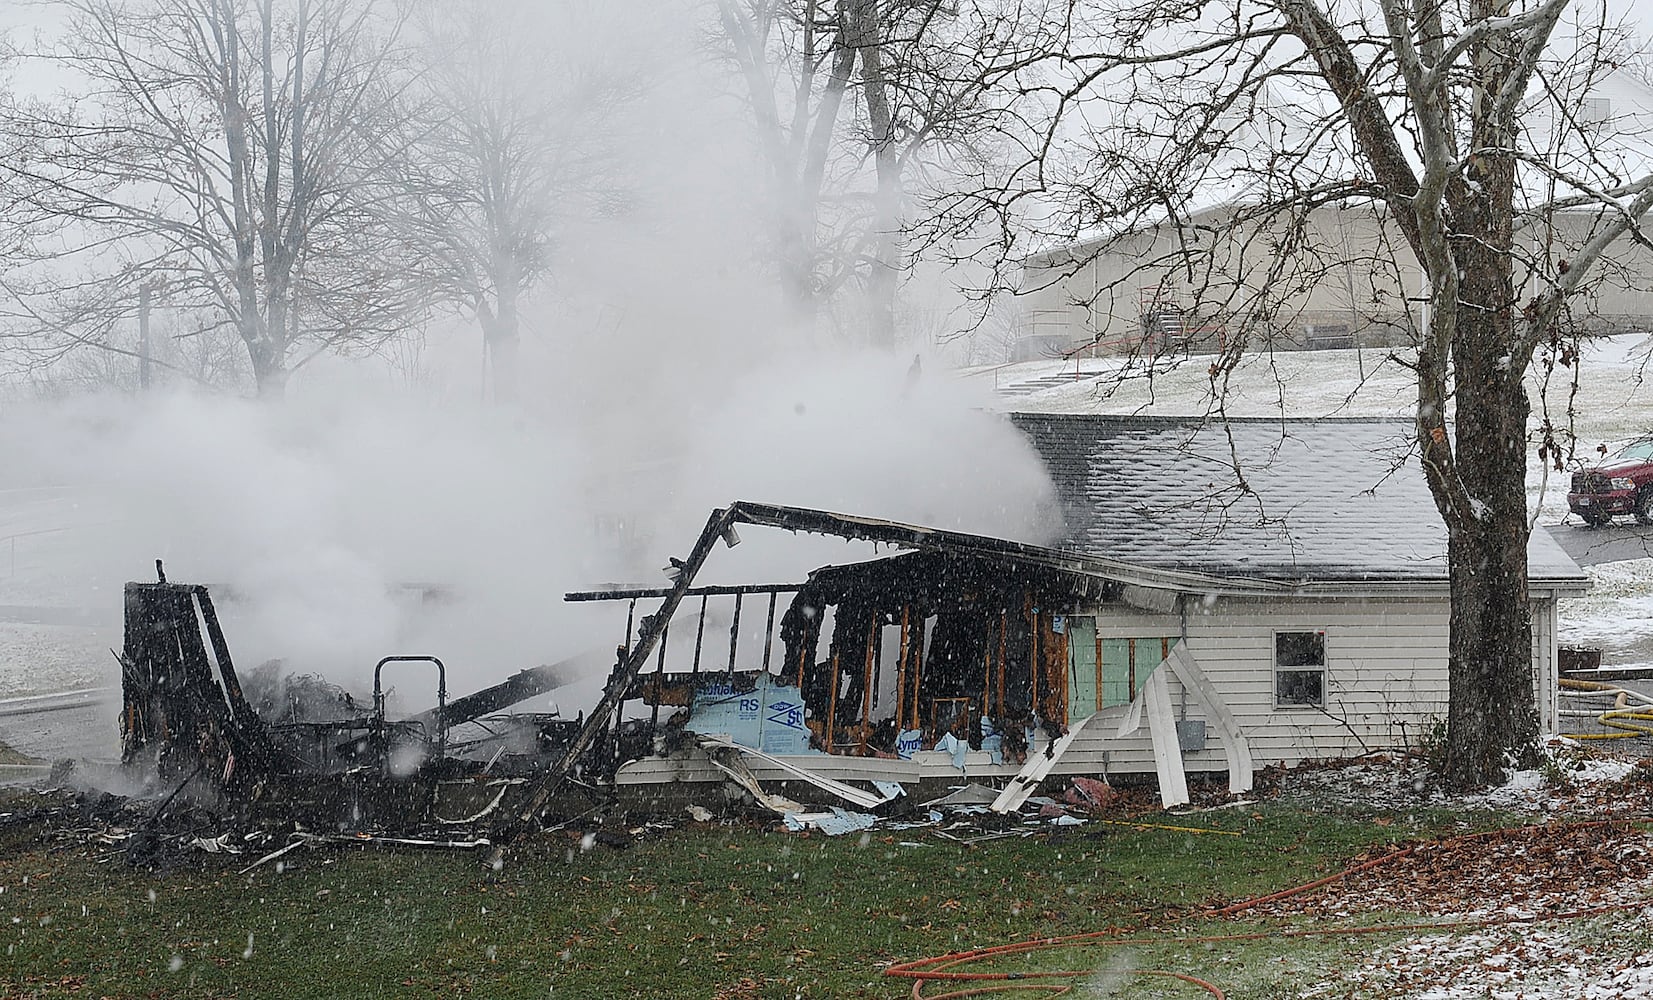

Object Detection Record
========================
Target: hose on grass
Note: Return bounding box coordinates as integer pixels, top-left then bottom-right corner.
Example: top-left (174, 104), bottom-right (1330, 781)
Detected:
top-left (1559, 678), bottom-right (1653, 740)
top-left (909, 968), bottom-right (1227, 999)
top-left (885, 818), bottom-right (1651, 999)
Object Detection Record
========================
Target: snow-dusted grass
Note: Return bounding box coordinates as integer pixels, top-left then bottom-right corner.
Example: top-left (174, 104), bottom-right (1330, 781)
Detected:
top-left (1315, 923), bottom-right (1653, 1000)
top-left (1195, 751), bottom-right (1653, 1000)
top-left (1271, 740), bottom-right (1650, 820)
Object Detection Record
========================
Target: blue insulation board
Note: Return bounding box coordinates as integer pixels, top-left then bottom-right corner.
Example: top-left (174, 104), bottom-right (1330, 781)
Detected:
top-left (689, 674), bottom-right (814, 755)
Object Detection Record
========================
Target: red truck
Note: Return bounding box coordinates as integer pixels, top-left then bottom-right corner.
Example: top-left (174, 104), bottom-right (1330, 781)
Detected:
top-left (1569, 437), bottom-right (1653, 525)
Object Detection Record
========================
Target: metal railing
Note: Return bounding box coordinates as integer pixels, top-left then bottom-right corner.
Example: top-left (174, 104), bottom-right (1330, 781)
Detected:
top-left (1, 525), bottom-right (77, 578)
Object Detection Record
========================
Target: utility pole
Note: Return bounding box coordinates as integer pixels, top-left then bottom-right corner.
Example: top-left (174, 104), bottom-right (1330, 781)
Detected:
top-left (1343, 259), bottom-right (1364, 381)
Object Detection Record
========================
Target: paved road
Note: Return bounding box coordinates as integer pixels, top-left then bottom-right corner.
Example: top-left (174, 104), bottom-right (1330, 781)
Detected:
top-left (1546, 520), bottom-right (1653, 567)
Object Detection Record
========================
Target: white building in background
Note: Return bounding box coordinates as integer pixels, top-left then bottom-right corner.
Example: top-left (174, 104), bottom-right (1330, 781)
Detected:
top-left (1016, 70), bottom-right (1653, 361)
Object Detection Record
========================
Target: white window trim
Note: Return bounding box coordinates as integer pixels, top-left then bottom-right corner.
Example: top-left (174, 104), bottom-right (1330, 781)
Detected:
top-left (1274, 629), bottom-right (1328, 710)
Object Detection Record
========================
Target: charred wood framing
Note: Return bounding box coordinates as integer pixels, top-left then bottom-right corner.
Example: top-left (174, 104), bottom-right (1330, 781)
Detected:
top-left (781, 589), bottom-right (825, 692)
top-left (727, 593), bottom-right (743, 674)
top-left (507, 504), bottom-right (747, 838)
top-left (762, 592), bottom-right (777, 673)
top-left (120, 580), bottom-right (276, 786)
top-left (649, 622), bottom-right (670, 731)
top-left (769, 550), bottom-right (1102, 735)
top-left (690, 595), bottom-right (709, 680)
top-left (516, 500), bottom-right (1201, 844)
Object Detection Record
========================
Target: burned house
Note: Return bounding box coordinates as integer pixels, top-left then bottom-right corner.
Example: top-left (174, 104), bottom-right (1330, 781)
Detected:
top-left (571, 416), bottom-right (1587, 809)
top-left (108, 414), bottom-right (1588, 832)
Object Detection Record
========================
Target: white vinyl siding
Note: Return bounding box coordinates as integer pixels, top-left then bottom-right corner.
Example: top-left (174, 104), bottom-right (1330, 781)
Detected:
top-left (1030, 596), bottom-right (1454, 774)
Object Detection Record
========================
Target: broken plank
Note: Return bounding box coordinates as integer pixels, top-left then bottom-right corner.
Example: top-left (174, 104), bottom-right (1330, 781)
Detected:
top-left (1165, 643), bottom-right (1254, 794)
top-left (705, 746), bottom-right (805, 814)
top-left (988, 708), bottom-right (1109, 814)
top-left (695, 735), bottom-right (884, 809)
top-left (1143, 669), bottom-right (1189, 808)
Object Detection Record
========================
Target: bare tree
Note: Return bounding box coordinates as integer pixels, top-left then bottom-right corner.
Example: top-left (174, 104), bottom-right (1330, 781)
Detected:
top-left (1, 0), bottom-right (424, 398)
top-left (850, 1), bottom-right (1039, 348)
top-left (1, 302), bottom-right (247, 396)
top-left (956, 0), bottom-right (1653, 785)
top-left (716, 0), bottom-right (858, 333)
top-left (715, 0), bottom-right (1026, 346)
top-left (393, 0), bottom-right (638, 403)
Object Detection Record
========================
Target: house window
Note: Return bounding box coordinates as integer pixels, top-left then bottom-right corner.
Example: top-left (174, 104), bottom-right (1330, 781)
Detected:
top-left (1275, 631), bottom-right (1326, 708)
top-left (1579, 96), bottom-right (1612, 131)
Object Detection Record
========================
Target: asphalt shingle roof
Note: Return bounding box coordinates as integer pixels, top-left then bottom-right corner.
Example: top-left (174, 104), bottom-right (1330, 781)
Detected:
top-left (1007, 413), bottom-right (1584, 586)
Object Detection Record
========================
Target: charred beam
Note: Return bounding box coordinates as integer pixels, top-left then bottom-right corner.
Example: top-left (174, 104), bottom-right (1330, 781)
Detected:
top-left (721, 500), bottom-right (1267, 594)
top-left (413, 659), bottom-right (578, 731)
top-left (502, 505), bottom-right (743, 842)
top-left (120, 581), bottom-right (276, 783)
top-left (565, 583), bottom-right (801, 602)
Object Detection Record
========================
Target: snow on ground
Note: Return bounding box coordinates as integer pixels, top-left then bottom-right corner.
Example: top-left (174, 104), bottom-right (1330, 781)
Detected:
top-left (0, 488), bottom-right (124, 608)
top-left (1321, 926), bottom-right (1653, 1000)
top-left (0, 623), bottom-right (118, 699)
top-left (1274, 743), bottom-right (1650, 818)
top-left (1271, 751), bottom-right (1653, 1000)
top-left (0, 487), bottom-right (125, 701)
top-left (1558, 558), bottom-right (1653, 667)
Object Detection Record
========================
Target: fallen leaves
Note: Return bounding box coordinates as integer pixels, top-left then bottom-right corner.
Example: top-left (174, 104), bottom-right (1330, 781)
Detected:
top-left (1238, 821), bottom-right (1653, 920)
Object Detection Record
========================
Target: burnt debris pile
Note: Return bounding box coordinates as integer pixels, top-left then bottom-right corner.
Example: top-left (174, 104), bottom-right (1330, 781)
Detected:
top-left (94, 566), bottom-right (597, 862)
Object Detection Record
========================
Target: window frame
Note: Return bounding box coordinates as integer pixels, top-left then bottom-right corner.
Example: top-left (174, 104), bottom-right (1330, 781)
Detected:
top-left (1273, 629), bottom-right (1328, 710)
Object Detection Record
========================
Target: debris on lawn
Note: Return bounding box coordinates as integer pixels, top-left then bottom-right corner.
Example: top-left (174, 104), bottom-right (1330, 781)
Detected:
top-left (1254, 817), bottom-right (1653, 1000)
top-left (8, 524), bottom-right (1650, 879)
top-left (34, 502), bottom-right (1203, 861)
top-left (1212, 757), bottom-right (1653, 1000)
top-left (1318, 926), bottom-right (1653, 1000)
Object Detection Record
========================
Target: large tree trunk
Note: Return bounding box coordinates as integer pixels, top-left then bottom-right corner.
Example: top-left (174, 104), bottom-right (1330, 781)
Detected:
top-left (1444, 516), bottom-right (1537, 786)
top-left (247, 337), bottom-right (288, 399)
top-left (487, 329), bottom-right (520, 403)
top-left (1437, 105), bottom-right (1538, 785)
top-left (1443, 316), bottom-right (1537, 783)
top-left (863, 198), bottom-right (899, 350)
top-left (777, 212), bottom-right (820, 331)
top-left (481, 285), bottom-right (520, 404)
top-left (1438, 304), bottom-right (1539, 786)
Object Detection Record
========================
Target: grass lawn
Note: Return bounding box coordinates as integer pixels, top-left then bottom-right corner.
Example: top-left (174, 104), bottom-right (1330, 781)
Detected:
top-left (0, 802), bottom-right (1516, 999)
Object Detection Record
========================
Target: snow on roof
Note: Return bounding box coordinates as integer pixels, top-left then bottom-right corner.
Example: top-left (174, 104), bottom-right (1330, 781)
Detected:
top-left (1521, 64), bottom-right (1653, 189)
top-left (1008, 412), bottom-right (1586, 588)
